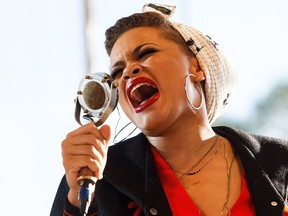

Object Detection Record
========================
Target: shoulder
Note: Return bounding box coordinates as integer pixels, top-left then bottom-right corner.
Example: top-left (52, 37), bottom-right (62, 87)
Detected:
top-left (214, 126), bottom-right (288, 175)
top-left (213, 126), bottom-right (288, 156)
top-left (214, 126), bottom-right (288, 179)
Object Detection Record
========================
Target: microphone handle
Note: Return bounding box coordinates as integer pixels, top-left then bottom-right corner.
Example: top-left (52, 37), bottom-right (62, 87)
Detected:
top-left (77, 167), bottom-right (97, 216)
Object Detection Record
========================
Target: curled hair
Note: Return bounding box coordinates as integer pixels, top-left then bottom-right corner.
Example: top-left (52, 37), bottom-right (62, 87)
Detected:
top-left (105, 12), bottom-right (194, 56)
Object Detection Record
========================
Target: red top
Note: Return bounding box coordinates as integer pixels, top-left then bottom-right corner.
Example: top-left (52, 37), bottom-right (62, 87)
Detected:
top-left (151, 146), bottom-right (256, 215)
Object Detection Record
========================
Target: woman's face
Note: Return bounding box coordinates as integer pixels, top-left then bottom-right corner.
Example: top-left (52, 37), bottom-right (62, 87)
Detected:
top-left (110, 27), bottom-right (201, 136)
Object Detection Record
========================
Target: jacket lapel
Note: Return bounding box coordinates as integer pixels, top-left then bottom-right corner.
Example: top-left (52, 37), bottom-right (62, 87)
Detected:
top-left (214, 126), bottom-right (287, 216)
top-left (103, 133), bottom-right (172, 215)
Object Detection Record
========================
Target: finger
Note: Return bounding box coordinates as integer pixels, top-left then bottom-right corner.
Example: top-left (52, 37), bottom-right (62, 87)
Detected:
top-left (62, 143), bottom-right (107, 165)
top-left (62, 134), bottom-right (108, 157)
top-left (63, 155), bottom-right (104, 179)
top-left (99, 124), bottom-right (111, 146)
top-left (65, 123), bottom-right (92, 137)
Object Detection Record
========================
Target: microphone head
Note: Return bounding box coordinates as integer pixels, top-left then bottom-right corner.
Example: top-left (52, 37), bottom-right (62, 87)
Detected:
top-left (75, 72), bottom-right (118, 126)
top-left (83, 81), bottom-right (106, 110)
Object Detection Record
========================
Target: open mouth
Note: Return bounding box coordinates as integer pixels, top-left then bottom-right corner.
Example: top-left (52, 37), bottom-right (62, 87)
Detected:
top-left (130, 83), bottom-right (158, 106)
top-left (127, 77), bottom-right (160, 112)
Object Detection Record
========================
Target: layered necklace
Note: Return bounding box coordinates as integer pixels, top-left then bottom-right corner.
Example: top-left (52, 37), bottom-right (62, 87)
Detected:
top-left (173, 135), bottom-right (222, 180)
top-left (170, 135), bottom-right (236, 216)
top-left (221, 142), bottom-right (236, 216)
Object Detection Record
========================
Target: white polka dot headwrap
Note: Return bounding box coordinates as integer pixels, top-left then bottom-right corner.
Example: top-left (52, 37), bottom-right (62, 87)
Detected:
top-left (143, 3), bottom-right (238, 124)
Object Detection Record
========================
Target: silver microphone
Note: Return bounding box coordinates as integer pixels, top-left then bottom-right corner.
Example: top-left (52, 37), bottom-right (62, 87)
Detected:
top-left (74, 72), bottom-right (118, 215)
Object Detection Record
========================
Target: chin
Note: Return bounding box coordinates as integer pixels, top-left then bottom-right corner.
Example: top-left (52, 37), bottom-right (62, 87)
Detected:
top-left (135, 115), bottom-right (169, 136)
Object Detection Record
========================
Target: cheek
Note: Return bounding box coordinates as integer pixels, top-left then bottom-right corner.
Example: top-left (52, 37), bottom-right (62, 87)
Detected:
top-left (117, 85), bottom-right (131, 115)
top-left (118, 92), bottom-right (127, 109)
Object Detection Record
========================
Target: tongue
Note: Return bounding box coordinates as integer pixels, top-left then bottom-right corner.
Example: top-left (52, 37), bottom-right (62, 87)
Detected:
top-left (132, 85), bottom-right (158, 105)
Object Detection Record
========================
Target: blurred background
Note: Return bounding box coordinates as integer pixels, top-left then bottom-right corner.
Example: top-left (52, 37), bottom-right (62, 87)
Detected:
top-left (0, 0), bottom-right (287, 215)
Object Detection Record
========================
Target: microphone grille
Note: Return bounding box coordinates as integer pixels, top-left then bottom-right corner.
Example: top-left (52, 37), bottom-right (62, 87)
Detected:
top-left (83, 81), bottom-right (106, 110)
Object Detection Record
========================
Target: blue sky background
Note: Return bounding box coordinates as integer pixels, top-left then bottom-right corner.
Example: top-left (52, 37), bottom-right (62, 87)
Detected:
top-left (0, 0), bottom-right (287, 215)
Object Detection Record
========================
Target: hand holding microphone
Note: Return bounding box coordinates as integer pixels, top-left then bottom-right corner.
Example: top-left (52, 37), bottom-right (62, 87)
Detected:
top-left (62, 123), bottom-right (111, 214)
top-left (62, 73), bottom-right (118, 215)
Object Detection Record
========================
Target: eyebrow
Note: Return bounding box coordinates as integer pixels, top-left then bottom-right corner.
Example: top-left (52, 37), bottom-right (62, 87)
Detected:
top-left (111, 43), bottom-right (157, 69)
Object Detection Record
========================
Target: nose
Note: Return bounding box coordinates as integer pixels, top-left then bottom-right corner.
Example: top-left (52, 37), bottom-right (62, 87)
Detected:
top-left (123, 63), bottom-right (141, 81)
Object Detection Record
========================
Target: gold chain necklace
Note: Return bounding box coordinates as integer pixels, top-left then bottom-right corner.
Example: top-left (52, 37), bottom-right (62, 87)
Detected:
top-left (196, 140), bottom-right (236, 216)
top-left (221, 142), bottom-right (236, 216)
top-left (172, 135), bottom-right (220, 180)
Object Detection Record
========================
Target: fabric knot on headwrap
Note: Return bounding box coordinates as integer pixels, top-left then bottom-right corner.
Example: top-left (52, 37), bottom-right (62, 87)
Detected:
top-left (143, 3), bottom-right (238, 124)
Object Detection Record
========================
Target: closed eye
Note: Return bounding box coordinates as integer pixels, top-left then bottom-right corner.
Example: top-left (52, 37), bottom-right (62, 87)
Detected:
top-left (137, 47), bottom-right (158, 60)
top-left (111, 68), bottom-right (123, 80)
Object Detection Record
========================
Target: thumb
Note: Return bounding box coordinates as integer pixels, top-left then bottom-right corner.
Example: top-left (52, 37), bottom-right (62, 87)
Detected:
top-left (99, 124), bottom-right (111, 143)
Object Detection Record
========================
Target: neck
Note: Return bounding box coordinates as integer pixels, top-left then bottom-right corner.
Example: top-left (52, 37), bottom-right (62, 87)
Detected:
top-left (146, 121), bottom-right (216, 170)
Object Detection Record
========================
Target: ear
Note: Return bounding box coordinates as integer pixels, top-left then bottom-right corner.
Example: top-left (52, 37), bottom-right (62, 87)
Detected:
top-left (194, 70), bottom-right (205, 82)
top-left (189, 57), bottom-right (206, 82)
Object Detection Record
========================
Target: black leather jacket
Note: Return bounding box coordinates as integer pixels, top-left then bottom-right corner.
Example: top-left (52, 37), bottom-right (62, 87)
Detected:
top-left (50, 126), bottom-right (288, 216)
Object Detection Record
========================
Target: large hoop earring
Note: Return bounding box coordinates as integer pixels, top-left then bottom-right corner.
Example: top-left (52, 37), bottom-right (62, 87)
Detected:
top-left (185, 74), bottom-right (203, 110)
